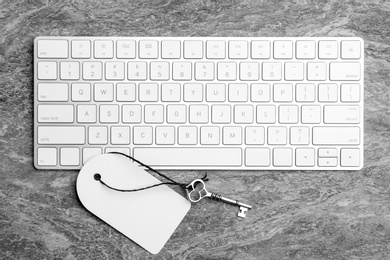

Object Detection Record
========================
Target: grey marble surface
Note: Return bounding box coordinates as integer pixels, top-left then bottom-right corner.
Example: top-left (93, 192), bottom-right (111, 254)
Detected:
top-left (1, 0), bottom-right (390, 259)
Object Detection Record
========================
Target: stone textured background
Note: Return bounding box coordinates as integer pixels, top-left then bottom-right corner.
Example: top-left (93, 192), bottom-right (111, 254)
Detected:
top-left (1, 0), bottom-right (390, 259)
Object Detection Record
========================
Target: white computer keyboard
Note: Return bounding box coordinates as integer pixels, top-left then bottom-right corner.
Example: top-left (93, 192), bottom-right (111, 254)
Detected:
top-left (34, 36), bottom-right (364, 170)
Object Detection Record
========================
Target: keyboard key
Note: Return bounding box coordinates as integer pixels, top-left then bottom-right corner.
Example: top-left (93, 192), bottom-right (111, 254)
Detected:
top-left (262, 62), bottom-right (282, 81)
top-left (229, 83), bottom-right (248, 102)
top-left (318, 158), bottom-right (338, 167)
top-left (312, 127), bottom-right (360, 145)
top-left (307, 62), bottom-right (327, 81)
top-left (116, 83), bottom-right (136, 102)
top-left (341, 84), bottom-right (360, 102)
top-left (324, 105), bottom-right (360, 124)
top-left (38, 40), bottom-right (68, 58)
top-left (295, 40), bottom-right (315, 59)
top-left (139, 83), bottom-right (158, 102)
top-left (301, 105), bottom-right (321, 124)
top-left (256, 105), bottom-right (276, 123)
top-left (156, 126), bottom-right (175, 145)
top-left (341, 148), bottom-right (360, 167)
top-left (189, 105), bottom-right (208, 123)
top-left (245, 126), bottom-right (265, 145)
top-left (251, 40), bottom-right (271, 59)
top-left (318, 148), bottom-right (338, 157)
top-left (144, 105), bottom-right (164, 123)
top-left (217, 62), bottom-right (237, 81)
top-left (88, 126), bottom-right (108, 144)
top-left (268, 126), bottom-right (287, 145)
top-left (251, 84), bottom-right (270, 102)
top-left (133, 126), bottom-right (153, 144)
top-left (290, 126), bottom-right (310, 145)
top-left (195, 62), bottom-right (214, 81)
top-left (318, 40), bottom-right (338, 59)
top-left (273, 148), bottom-right (293, 166)
top-left (38, 61), bottom-right (57, 80)
top-left (105, 61), bottom-right (125, 80)
top-left (172, 62), bottom-right (192, 81)
top-left (77, 105), bottom-right (96, 123)
top-left (111, 126), bottom-right (130, 144)
top-left (37, 105), bottom-right (74, 123)
top-left (245, 148), bottom-right (270, 166)
top-left (234, 105), bottom-right (253, 123)
top-left (206, 83), bottom-right (226, 102)
top-left (116, 40), bottom-right (136, 59)
top-left (341, 41), bottom-right (361, 59)
top-left (83, 61), bottom-right (102, 80)
top-left (37, 147), bottom-right (57, 166)
top-left (100, 105), bottom-right (119, 123)
top-left (94, 83), bottom-right (114, 101)
top-left (37, 83), bottom-right (68, 102)
top-left (122, 105), bottom-right (142, 123)
top-left (295, 148), bottom-right (315, 167)
top-left (273, 40), bottom-right (293, 59)
top-left (278, 105), bottom-right (298, 124)
top-left (273, 83), bottom-right (293, 102)
top-left (128, 62), bottom-right (147, 80)
top-left (161, 40), bottom-right (181, 59)
top-left (134, 147), bottom-right (242, 166)
top-left (206, 40), bottom-right (226, 59)
top-left (318, 83), bottom-right (338, 102)
top-left (161, 83), bottom-right (181, 102)
top-left (94, 40), bottom-right (114, 59)
top-left (83, 147), bottom-right (102, 165)
top-left (72, 83), bottom-right (91, 102)
top-left (184, 83), bottom-right (203, 102)
top-left (330, 62), bottom-right (360, 81)
top-left (201, 126), bottom-right (220, 145)
top-left (229, 40), bottom-right (248, 59)
top-left (178, 126), bottom-right (197, 145)
top-left (184, 40), bottom-right (203, 59)
top-left (284, 62), bottom-right (304, 81)
top-left (223, 126), bottom-right (242, 145)
top-left (139, 40), bottom-right (158, 59)
top-left (167, 105), bottom-right (186, 123)
top-left (60, 61), bottom-right (80, 80)
top-left (60, 147), bottom-right (80, 166)
top-left (212, 105), bottom-right (231, 123)
top-left (38, 126), bottom-right (85, 144)
top-left (105, 147), bottom-right (130, 156)
top-left (72, 40), bottom-right (91, 58)
top-left (295, 83), bottom-right (315, 102)
top-left (239, 62), bottom-right (259, 81)
top-left (150, 61), bottom-right (170, 80)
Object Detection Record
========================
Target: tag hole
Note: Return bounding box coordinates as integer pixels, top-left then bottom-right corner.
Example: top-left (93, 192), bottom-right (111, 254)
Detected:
top-left (94, 173), bottom-right (101, 181)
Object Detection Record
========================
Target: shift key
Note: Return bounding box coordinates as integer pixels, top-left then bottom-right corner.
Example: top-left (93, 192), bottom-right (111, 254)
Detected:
top-left (313, 127), bottom-right (360, 145)
top-left (38, 126), bottom-right (85, 144)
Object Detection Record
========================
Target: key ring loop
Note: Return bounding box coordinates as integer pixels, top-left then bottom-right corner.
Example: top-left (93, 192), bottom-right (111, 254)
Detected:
top-left (186, 179), bottom-right (209, 203)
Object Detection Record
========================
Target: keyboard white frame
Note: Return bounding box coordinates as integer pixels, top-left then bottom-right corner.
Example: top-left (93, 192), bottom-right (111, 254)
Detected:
top-left (34, 36), bottom-right (364, 170)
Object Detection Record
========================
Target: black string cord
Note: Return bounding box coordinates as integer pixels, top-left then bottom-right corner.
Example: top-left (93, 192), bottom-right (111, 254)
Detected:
top-left (93, 152), bottom-right (209, 192)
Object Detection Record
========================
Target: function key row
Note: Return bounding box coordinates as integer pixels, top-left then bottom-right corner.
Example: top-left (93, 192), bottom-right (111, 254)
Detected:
top-left (37, 39), bottom-right (362, 60)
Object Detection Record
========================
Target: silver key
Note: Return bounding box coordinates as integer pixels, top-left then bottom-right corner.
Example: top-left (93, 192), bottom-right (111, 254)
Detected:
top-left (186, 179), bottom-right (252, 218)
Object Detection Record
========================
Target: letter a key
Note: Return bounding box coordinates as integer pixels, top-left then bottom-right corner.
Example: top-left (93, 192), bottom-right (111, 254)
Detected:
top-left (186, 179), bottom-right (252, 218)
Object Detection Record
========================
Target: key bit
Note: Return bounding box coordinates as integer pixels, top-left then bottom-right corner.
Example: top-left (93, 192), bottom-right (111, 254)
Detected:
top-left (238, 206), bottom-right (249, 218)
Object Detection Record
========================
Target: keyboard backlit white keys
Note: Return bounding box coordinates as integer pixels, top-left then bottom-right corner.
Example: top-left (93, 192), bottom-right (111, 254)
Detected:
top-left (116, 40), bottom-right (136, 59)
top-left (38, 40), bottom-right (68, 59)
top-left (72, 40), bottom-right (91, 59)
top-left (37, 83), bottom-right (68, 102)
top-left (34, 36), bottom-right (364, 170)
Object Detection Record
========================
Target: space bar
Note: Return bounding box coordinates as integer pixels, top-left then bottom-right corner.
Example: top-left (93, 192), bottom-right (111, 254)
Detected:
top-left (133, 148), bottom-right (242, 166)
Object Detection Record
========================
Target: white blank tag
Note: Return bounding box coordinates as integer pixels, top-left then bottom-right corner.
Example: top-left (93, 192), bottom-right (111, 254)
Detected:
top-left (76, 154), bottom-right (191, 254)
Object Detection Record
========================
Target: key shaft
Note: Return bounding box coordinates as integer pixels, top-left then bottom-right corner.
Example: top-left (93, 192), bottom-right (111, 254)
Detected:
top-left (211, 193), bottom-right (252, 209)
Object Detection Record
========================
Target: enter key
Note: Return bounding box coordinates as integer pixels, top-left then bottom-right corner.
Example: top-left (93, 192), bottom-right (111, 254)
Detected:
top-left (324, 105), bottom-right (360, 124)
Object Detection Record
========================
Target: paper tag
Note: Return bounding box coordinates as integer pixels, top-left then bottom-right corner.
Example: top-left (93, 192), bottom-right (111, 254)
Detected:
top-left (76, 154), bottom-right (191, 254)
